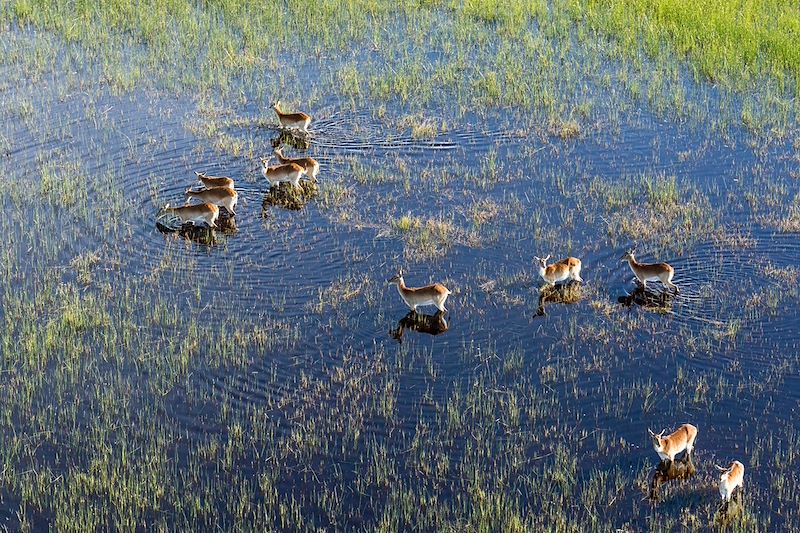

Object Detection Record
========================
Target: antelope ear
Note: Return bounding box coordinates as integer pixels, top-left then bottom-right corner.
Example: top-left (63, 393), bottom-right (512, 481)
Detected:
top-left (533, 256), bottom-right (540, 261)
top-left (647, 428), bottom-right (655, 437)
top-left (659, 429), bottom-right (666, 437)
top-left (544, 254), bottom-right (551, 262)
top-left (398, 268), bottom-right (403, 276)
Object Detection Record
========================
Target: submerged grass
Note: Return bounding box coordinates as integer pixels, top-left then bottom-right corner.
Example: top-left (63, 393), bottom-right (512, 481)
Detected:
top-left (0, 0), bottom-right (799, 532)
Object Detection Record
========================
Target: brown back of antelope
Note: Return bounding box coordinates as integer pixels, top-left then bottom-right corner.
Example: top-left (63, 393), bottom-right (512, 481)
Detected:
top-left (185, 186), bottom-right (238, 214)
top-left (260, 158), bottom-right (307, 187)
top-left (717, 461), bottom-right (744, 501)
top-left (622, 251), bottom-right (678, 292)
top-left (272, 101), bottom-right (311, 131)
top-left (534, 255), bottom-right (583, 284)
top-left (165, 202), bottom-right (219, 228)
top-left (387, 272), bottom-right (451, 312)
top-left (195, 171), bottom-right (235, 189)
top-left (273, 147), bottom-right (320, 179)
top-left (649, 423), bottom-right (697, 462)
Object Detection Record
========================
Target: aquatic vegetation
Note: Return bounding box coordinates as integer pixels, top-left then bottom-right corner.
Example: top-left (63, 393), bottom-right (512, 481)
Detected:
top-left (390, 215), bottom-right (463, 258)
top-left (0, 0), bottom-right (798, 531)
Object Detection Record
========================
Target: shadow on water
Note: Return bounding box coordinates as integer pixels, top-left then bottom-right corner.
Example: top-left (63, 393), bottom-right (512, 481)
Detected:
top-left (271, 130), bottom-right (311, 151)
top-left (155, 214), bottom-right (238, 244)
top-left (617, 285), bottom-right (676, 314)
top-left (261, 181), bottom-right (318, 212)
top-left (649, 455), bottom-right (697, 501)
top-left (716, 491), bottom-right (745, 525)
top-left (390, 310), bottom-right (449, 342)
top-left (535, 282), bottom-right (583, 316)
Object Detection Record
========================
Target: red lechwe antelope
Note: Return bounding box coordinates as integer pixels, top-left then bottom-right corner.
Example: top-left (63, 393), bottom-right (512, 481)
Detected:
top-left (195, 171), bottom-right (235, 189)
top-left (387, 271), bottom-right (451, 313)
top-left (534, 255), bottom-right (583, 285)
top-left (621, 250), bottom-right (679, 293)
top-left (272, 101), bottom-right (311, 133)
top-left (273, 147), bottom-right (320, 180)
top-left (716, 461), bottom-right (744, 502)
top-left (185, 186), bottom-right (238, 215)
top-left (648, 424), bottom-right (697, 463)
top-left (163, 202), bottom-right (219, 228)
top-left (260, 157), bottom-right (308, 189)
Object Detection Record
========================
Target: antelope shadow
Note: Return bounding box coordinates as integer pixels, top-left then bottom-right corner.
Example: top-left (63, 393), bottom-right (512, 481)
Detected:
top-left (535, 282), bottom-right (582, 316)
top-left (262, 181), bottom-right (318, 212)
top-left (649, 454), bottom-right (697, 501)
top-left (155, 213), bottom-right (237, 244)
top-left (716, 490), bottom-right (744, 524)
top-left (390, 310), bottom-right (449, 342)
top-left (617, 285), bottom-right (675, 313)
top-left (271, 130), bottom-right (310, 151)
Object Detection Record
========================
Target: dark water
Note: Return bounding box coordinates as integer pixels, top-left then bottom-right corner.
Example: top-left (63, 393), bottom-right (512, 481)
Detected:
top-left (2, 40), bottom-right (800, 530)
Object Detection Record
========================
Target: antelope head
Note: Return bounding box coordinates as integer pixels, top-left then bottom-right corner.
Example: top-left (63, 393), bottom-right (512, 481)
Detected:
top-left (387, 269), bottom-right (404, 285)
top-left (648, 428), bottom-right (666, 449)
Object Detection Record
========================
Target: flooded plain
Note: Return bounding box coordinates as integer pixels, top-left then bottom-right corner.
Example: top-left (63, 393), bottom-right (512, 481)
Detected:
top-left (1, 3), bottom-right (800, 531)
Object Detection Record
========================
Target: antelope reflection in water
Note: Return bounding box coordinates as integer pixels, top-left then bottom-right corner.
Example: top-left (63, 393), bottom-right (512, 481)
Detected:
top-left (715, 491), bottom-right (744, 524)
top-left (156, 213), bottom-right (237, 244)
top-left (271, 130), bottom-right (311, 151)
top-left (535, 282), bottom-right (582, 316)
top-left (617, 286), bottom-right (675, 313)
top-left (390, 311), bottom-right (449, 342)
top-left (649, 455), bottom-right (697, 501)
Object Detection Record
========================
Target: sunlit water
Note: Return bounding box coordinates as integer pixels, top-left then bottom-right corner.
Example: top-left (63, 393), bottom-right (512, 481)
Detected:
top-left (1, 34), bottom-right (799, 530)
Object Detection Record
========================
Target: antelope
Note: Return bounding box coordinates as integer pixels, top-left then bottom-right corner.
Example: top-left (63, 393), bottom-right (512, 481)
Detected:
top-left (273, 147), bottom-right (320, 179)
top-left (272, 100), bottom-right (311, 133)
top-left (716, 461), bottom-right (744, 502)
top-left (163, 202), bottom-right (219, 228)
top-left (621, 250), bottom-right (678, 293)
top-left (648, 424), bottom-right (697, 463)
top-left (533, 255), bottom-right (583, 285)
top-left (260, 157), bottom-right (308, 189)
top-left (185, 186), bottom-right (238, 215)
top-left (387, 271), bottom-right (451, 313)
top-left (195, 171), bottom-right (235, 189)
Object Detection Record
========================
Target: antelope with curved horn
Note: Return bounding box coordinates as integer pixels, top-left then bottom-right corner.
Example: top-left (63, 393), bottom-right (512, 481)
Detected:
top-left (272, 100), bottom-right (311, 133)
top-left (648, 424), bottom-right (697, 463)
top-left (163, 202), bottom-right (219, 228)
top-left (716, 461), bottom-right (744, 502)
top-left (185, 186), bottom-right (238, 215)
top-left (260, 157), bottom-right (308, 189)
top-left (533, 255), bottom-right (583, 285)
top-left (195, 171), bottom-right (235, 189)
top-left (273, 147), bottom-right (320, 180)
top-left (621, 250), bottom-right (678, 293)
top-left (387, 270), bottom-right (451, 313)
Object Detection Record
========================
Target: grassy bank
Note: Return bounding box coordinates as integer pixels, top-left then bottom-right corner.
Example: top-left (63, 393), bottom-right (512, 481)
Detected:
top-left (2, 0), bottom-right (798, 131)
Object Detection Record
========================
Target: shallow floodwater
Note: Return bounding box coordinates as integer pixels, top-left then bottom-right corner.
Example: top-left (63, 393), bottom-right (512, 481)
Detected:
top-left (1, 24), bottom-right (799, 531)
